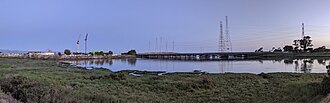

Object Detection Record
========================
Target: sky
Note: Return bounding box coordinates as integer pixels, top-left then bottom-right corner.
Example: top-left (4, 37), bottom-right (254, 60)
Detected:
top-left (1, 0), bottom-right (330, 53)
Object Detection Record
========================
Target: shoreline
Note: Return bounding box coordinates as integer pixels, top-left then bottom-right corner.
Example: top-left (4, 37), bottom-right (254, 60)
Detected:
top-left (0, 54), bottom-right (137, 60)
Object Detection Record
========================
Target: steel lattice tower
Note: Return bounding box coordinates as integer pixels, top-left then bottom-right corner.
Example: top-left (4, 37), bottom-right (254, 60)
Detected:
top-left (218, 16), bottom-right (232, 52)
top-left (218, 21), bottom-right (225, 52)
top-left (225, 16), bottom-right (232, 52)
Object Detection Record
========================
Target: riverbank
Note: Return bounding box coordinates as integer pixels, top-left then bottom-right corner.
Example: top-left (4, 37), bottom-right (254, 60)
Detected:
top-left (58, 54), bottom-right (136, 60)
top-left (0, 54), bottom-right (136, 60)
top-left (0, 58), bottom-right (328, 102)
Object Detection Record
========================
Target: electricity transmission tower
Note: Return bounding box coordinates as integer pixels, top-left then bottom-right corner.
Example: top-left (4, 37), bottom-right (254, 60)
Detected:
top-left (218, 16), bottom-right (232, 52)
top-left (218, 21), bottom-right (225, 52)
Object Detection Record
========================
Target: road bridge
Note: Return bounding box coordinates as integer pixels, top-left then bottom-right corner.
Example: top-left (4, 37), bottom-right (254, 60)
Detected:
top-left (137, 52), bottom-right (274, 60)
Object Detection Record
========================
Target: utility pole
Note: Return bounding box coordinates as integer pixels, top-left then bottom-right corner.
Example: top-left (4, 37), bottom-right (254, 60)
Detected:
top-left (160, 37), bottom-right (162, 52)
top-left (84, 33), bottom-right (88, 54)
top-left (76, 34), bottom-right (81, 53)
top-left (148, 41), bottom-right (151, 52)
top-left (166, 40), bottom-right (168, 52)
top-left (156, 37), bottom-right (158, 52)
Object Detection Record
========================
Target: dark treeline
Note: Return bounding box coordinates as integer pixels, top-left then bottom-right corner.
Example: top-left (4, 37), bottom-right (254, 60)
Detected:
top-left (256, 36), bottom-right (330, 53)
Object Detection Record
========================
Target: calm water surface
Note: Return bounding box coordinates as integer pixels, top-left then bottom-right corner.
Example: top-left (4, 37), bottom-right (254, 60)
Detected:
top-left (63, 58), bottom-right (330, 74)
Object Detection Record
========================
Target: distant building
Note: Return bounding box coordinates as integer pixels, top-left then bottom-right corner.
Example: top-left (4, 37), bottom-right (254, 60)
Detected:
top-left (27, 50), bottom-right (55, 57)
top-left (0, 53), bottom-right (22, 57)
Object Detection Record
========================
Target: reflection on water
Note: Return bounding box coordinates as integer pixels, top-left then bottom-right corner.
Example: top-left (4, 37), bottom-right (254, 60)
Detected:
top-left (219, 61), bottom-right (233, 73)
top-left (66, 59), bottom-right (136, 66)
top-left (284, 59), bottom-right (327, 73)
top-left (63, 58), bottom-right (330, 74)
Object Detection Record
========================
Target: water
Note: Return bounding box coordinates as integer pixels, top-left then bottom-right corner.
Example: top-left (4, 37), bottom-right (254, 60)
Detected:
top-left (63, 58), bottom-right (330, 74)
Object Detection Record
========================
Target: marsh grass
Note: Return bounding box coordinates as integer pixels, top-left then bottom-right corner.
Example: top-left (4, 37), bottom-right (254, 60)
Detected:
top-left (0, 58), bottom-right (328, 102)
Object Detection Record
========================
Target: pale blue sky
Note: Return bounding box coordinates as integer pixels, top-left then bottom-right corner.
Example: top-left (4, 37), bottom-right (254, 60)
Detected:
top-left (1, 0), bottom-right (330, 53)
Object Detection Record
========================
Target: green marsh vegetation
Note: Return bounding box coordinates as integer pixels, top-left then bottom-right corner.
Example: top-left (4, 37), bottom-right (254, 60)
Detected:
top-left (0, 58), bottom-right (328, 103)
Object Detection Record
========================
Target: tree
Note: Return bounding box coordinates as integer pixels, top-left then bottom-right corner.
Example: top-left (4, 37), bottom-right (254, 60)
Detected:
top-left (293, 39), bottom-right (299, 51)
top-left (64, 49), bottom-right (71, 55)
top-left (255, 47), bottom-right (263, 52)
top-left (314, 46), bottom-right (326, 52)
top-left (121, 50), bottom-right (137, 55)
top-left (283, 45), bottom-right (294, 52)
top-left (57, 52), bottom-right (62, 56)
top-left (127, 50), bottom-right (137, 55)
top-left (300, 36), bottom-right (313, 51)
top-left (292, 36), bottom-right (313, 52)
top-left (108, 51), bottom-right (113, 56)
top-left (89, 52), bottom-right (93, 55)
top-left (273, 47), bottom-right (282, 52)
top-left (95, 51), bottom-right (104, 56)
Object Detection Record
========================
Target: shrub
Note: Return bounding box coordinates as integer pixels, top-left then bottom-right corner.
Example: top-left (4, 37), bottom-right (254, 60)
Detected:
top-left (0, 76), bottom-right (75, 103)
top-left (200, 75), bottom-right (215, 89)
top-left (320, 77), bottom-right (330, 95)
top-left (88, 73), bottom-right (126, 81)
top-left (258, 72), bottom-right (272, 79)
top-left (64, 49), bottom-right (71, 55)
top-left (107, 73), bottom-right (126, 80)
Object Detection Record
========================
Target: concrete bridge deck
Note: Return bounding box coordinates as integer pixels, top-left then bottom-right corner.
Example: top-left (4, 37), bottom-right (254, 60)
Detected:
top-left (137, 52), bottom-right (271, 60)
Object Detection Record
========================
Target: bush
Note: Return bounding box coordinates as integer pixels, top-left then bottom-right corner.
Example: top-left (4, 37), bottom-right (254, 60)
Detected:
top-left (0, 76), bottom-right (75, 103)
top-left (121, 50), bottom-right (137, 55)
top-left (321, 77), bottom-right (330, 95)
top-left (88, 73), bottom-right (126, 81)
top-left (258, 72), bottom-right (272, 79)
top-left (108, 51), bottom-right (113, 56)
top-left (64, 49), bottom-right (71, 55)
top-left (200, 75), bottom-right (215, 89)
top-left (0, 64), bottom-right (15, 68)
top-left (106, 73), bottom-right (126, 80)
